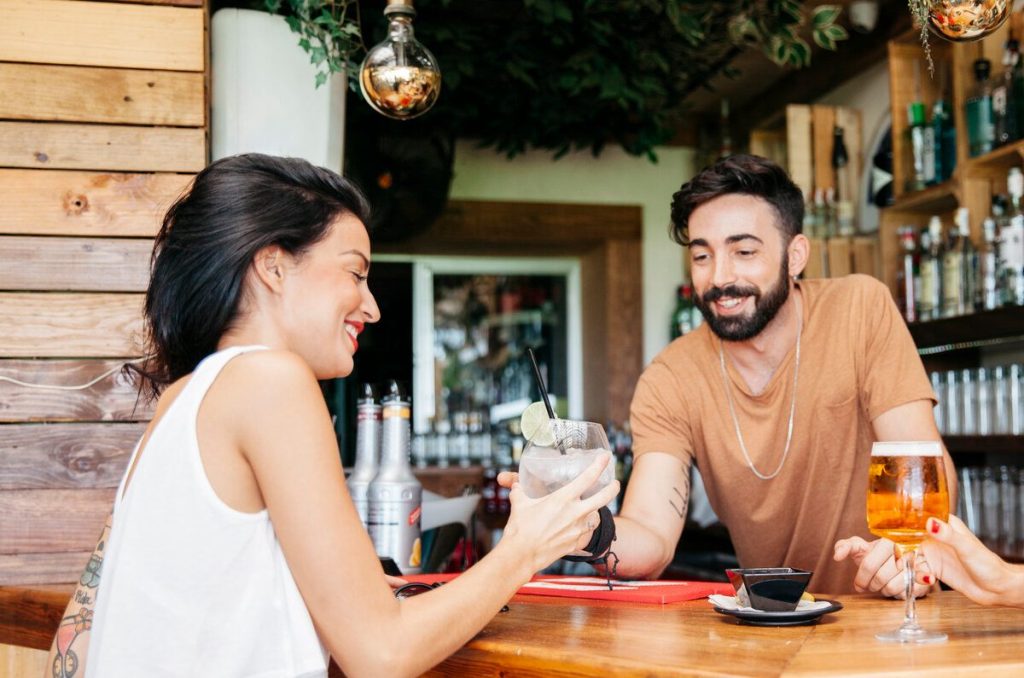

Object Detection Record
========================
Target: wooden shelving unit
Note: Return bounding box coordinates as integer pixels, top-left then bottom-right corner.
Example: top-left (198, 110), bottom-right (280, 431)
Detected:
top-left (908, 307), bottom-right (1024, 349)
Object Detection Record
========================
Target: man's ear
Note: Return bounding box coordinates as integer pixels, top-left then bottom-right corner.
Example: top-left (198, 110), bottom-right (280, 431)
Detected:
top-left (787, 234), bottom-right (810, 279)
top-left (252, 245), bottom-right (286, 291)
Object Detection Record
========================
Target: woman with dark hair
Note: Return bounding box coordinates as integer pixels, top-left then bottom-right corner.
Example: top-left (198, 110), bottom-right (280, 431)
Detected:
top-left (46, 154), bottom-right (617, 678)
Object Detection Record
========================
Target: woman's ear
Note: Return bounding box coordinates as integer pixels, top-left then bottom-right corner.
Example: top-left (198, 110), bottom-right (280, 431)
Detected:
top-left (787, 234), bottom-right (810, 279)
top-left (252, 245), bottom-right (286, 292)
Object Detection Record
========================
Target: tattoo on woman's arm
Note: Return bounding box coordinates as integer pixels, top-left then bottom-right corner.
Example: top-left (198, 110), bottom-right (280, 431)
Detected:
top-left (52, 516), bottom-right (110, 677)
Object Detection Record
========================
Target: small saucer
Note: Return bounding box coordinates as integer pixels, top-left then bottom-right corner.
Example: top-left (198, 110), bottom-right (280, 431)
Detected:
top-left (712, 599), bottom-right (843, 626)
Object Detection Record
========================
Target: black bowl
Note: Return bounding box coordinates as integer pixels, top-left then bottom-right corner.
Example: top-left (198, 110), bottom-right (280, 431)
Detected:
top-left (725, 567), bottom-right (812, 612)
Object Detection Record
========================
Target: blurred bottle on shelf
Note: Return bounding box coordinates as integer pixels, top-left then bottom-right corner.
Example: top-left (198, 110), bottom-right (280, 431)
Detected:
top-left (832, 126), bottom-right (856, 236)
top-left (670, 283), bottom-right (702, 340)
top-left (978, 215), bottom-right (1002, 311)
top-left (1001, 167), bottom-right (1024, 306)
top-left (967, 58), bottom-right (996, 157)
top-left (942, 207), bottom-right (976, 318)
top-left (870, 128), bottom-right (894, 207)
top-left (896, 225), bottom-right (919, 323)
top-left (348, 383), bottom-right (382, 529)
top-left (993, 38), bottom-right (1022, 147)
top-left (918, 216), bottom-right (944, 321)
top-left (907, 102), bottom-right (929, 192)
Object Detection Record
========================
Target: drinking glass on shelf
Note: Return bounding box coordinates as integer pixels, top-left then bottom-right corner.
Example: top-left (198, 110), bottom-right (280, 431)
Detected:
top-left (866, 441), bottom-right (950, 643)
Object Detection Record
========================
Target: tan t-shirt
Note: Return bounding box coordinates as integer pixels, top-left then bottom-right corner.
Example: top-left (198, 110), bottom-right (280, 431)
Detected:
top-left (630, 274), bottom-right (936, 594)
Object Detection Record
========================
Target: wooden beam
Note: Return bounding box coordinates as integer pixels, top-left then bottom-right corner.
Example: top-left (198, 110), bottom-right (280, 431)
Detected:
top-left (0, 63), bottom-right (205, 126)
top-left (0, 0), bottom-right (205, 72)
top-left (0, 293), bottom-right (145, 358)
top-left (0, 360), bottom-right (153, 423)
top-left (0, 122), bottom-right (206, 172)
top-left (0, 170), bottom-right (191, 237)
top-left (0, 236), bottom-right (151, 292)
top-left (0, 423), bottom-right (142, 489)
top-left (734, 1), bottom-right (913, 132)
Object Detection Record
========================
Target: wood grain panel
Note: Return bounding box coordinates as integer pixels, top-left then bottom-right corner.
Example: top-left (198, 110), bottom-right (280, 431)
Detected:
top-left (0, 0), bottom-right (204, 71)
top-left (0, 553), bottom-right (90, 587)
top-left (0, 423), bottom-right (141, 490)
top-left (603, 239), bottom-right (642, 425)
top-left (377, 200), bottom-right (642, 254)
top-left (0, 360), bottom-right (152, 423)
top-left (0, 122), bottom-right (206, 172)
top-left (0, 236), bottom-right (151, 292)
top-left (0, 293), bottom-right (144, 358)
top-left (98, 0), bottom-right (202, 6)
top-left (786, 104), bottom-right (813, 201)
top-left (811, 105), bottom-right (836, 194)
top-left (0, 489), bottom-right (114, 553)
top-left (0, 643), bottom-right (48, 676)
top-left (0, 169), bottom-right (191, 237)
top-left (0, 63), bottom-right (204, 126)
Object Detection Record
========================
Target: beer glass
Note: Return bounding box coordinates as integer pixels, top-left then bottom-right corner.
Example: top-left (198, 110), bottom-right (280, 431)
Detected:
top-left (866, 441), bottom-right (949, 643)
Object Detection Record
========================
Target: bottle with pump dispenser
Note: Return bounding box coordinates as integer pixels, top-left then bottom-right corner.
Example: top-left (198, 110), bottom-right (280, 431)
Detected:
top-left (347, 383), bottom-right (381, 529)
top-left (367, 380), bottom-right (423, 574)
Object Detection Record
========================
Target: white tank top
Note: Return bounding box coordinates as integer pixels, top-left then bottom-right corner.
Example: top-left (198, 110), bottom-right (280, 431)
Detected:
top-left (86, 346), bottom-right (328, 678)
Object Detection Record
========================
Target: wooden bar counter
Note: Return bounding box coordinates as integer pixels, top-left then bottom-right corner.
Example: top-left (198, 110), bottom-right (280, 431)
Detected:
top-left (3, 586), bottom-right (1023, 676)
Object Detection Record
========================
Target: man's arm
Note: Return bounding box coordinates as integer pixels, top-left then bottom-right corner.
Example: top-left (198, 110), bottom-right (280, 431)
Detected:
top-left (609, 452), bottom-right (691, 579)
top-left (46, 512), bottom-right (112, 678)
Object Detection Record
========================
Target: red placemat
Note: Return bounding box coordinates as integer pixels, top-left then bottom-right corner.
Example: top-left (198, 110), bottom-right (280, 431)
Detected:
top-left (399, 573), bottom-right (733, 604)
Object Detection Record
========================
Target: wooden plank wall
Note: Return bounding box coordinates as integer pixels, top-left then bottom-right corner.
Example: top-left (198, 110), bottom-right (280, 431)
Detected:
top-left (0, 0), bottom-right (207, 586)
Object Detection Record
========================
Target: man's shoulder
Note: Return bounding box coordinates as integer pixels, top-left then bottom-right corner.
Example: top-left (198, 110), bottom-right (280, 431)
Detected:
top-left (805, 273), bottom-right (889, 310)
top-left (650, 326), bottom-right (716, 371)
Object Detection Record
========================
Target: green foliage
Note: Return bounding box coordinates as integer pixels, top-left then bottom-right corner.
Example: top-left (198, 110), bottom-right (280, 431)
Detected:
top-left (269, 1), bottom-right (850, 160)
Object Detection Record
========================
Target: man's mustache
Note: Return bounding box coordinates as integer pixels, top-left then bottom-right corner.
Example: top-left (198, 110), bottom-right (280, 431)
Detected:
top-left (702, 285), bottom-right (760, 305)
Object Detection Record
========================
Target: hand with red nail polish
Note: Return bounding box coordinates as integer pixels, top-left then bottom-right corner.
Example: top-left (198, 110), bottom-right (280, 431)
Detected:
top-left (916, 515), bottom-right (1024, 608)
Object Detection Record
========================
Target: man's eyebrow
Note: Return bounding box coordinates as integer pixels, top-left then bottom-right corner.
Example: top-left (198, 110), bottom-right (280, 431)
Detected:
top-left (341, 250), bottom-right (370, 267)
top-left (689, 238), bottom-right (709, 248)
top-left (725, 233), bottom-right (764, 245)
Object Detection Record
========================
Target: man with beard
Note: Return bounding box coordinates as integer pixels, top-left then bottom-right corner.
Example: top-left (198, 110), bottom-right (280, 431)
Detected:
top-left (615, 154), bottom-right (956, 594)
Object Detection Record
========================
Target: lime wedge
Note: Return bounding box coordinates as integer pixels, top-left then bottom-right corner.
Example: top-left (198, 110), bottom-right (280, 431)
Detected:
top-left (520, 401), bottom-right (555, 447)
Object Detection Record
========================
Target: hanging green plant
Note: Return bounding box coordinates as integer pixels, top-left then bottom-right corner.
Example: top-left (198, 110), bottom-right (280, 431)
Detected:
top-left (265, 1), bottom-right (850, 160)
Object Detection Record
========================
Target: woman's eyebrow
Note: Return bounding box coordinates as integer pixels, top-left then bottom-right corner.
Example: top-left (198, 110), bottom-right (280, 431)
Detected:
top-left (340, 250), bottom-right (370, 267)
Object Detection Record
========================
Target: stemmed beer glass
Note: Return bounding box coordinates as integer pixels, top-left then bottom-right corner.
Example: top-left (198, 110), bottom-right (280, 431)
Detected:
top-left (866, 441), bottom-right (950, 643)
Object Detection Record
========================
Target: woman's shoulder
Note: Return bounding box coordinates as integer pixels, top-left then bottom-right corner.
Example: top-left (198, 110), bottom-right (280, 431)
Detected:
top-left (214, 348), bottom-right (322, 408)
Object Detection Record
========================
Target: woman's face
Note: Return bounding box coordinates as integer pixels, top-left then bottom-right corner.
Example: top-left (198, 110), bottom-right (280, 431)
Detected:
top-left (278, 214), bottom-right (380, 379)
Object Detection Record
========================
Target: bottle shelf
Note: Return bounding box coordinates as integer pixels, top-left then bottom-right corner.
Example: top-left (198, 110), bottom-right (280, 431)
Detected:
top-left (907, 307), bottom-right (1024, 350)
top-left (943, 435), bottom-right (1024, 455)
top-left (889, 180), bottom-right (958, 213)
top-left (964, 139), bottom-right (1024, 174)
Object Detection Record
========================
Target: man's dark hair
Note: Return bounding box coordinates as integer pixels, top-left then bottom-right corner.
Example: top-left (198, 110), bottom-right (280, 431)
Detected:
top-left (669, 154), bottom-right (804, 246)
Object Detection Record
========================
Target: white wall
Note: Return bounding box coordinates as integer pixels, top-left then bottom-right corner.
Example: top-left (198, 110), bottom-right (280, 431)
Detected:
top-left (449, 141), bottom-right (699, 364)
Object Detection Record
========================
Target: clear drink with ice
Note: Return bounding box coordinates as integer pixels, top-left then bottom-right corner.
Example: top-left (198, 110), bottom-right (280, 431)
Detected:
top-left (517, 420), bottom-right (614, 500)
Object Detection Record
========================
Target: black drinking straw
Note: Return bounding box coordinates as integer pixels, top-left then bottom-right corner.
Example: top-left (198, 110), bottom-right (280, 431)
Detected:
top-left (526, 347), bottom-right (556, 420)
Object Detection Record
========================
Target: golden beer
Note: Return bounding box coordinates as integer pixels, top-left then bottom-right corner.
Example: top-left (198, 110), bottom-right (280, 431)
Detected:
top-left (867, 448), bottom-right (949, 547)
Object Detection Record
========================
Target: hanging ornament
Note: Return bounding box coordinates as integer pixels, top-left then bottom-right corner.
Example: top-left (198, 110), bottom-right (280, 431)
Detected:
top-left (923, 0), bottom-right (1011, 42)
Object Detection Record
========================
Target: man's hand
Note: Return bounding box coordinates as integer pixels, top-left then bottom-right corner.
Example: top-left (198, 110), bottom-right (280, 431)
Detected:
top-left (833, 536), bottom-right (931, 599)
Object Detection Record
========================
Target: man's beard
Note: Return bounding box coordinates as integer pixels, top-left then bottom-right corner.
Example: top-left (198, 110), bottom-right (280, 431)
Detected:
top-left (694, 257), bottom-right (791, 342)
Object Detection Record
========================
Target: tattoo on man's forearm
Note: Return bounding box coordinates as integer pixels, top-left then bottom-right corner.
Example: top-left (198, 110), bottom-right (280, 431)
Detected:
top-left (667, 466), bottom-right (691, 520)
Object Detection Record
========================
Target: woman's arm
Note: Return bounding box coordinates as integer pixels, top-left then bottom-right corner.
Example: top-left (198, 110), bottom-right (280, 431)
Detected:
top-left (217, 351), bottom-right (617, 678)
top-left (45, 512), bottom-right (112, 678)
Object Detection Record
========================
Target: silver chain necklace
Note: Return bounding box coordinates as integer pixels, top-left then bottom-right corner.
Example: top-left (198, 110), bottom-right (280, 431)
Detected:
top-left (717, 312), bottom-right (802, 481)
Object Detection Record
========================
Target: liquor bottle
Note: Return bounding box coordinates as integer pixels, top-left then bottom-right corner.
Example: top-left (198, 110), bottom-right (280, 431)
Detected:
top-left (932, 99), bottom-right (957, 182)
top-left (908, 101), bottom-right (929, 191)
top-left (718, 98), bottom-right (733, 160)
top-left (966, 58), bottom-right (995, 157)
top-left (942, 207), bottom-right (974, 317)
top-left (671, 283), bottom-right (695, 340)
top-left (347, 383), bottom-right (381, 529)
top-left (896, 226), bottom-right (919, 323)
top-left (919, 216), bottom-right (944, 321)
top-left (979, 216), bottom-right (1002, 311)
top-left (367, 380), bottom-right (423, 575)
top-left (994, 38), bottom-right (1022, 147)
top-left (1001, 167), bottom-right (1024, 306)
top-left (833, 126), bottom-right (856, 236)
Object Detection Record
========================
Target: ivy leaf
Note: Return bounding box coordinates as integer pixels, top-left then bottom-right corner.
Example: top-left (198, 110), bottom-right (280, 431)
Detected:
top-left (791, 38), bottom-right (811, 67)
top-left (813, 30), bottom-right (836, 51)
top-left (826, 24), bottom-right (849, 42)
top-left (812, 5), bottom-right (843, 29)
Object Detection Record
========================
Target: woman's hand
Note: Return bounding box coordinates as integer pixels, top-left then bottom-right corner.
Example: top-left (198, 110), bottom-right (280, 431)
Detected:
top-left (914, 515), bottom-right (1024, 608)
top-left (499, 453), bottom-right (620, 573)
top-left (833, 536), bottom-right (931, 599)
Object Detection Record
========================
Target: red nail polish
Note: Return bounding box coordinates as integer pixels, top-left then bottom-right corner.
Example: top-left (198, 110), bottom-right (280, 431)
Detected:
top-left (929, 520), bottom-right (940, 534)
top-left (923, 575), bottom-right (932, 585)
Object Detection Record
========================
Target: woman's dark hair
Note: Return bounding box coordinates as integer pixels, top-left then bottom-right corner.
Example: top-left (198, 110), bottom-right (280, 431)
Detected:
top-left (130, 153), bottom-right (371, 399)
top-left (669, 154), bottom-right (804, 246)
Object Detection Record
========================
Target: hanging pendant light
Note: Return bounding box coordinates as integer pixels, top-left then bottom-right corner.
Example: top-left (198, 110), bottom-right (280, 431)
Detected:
top-left (924, 0), bottom-right (1010, 42)
top-left (359, 0), bottom-right (441, 120)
